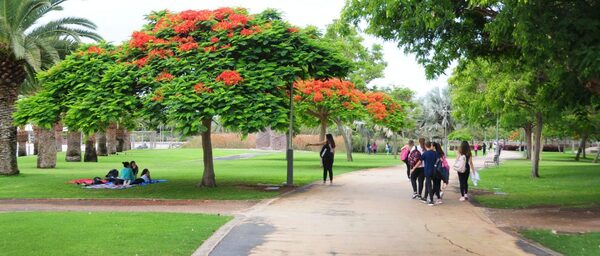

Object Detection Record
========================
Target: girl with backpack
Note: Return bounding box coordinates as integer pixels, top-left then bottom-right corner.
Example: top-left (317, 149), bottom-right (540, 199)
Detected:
top-left (455, 141), bottom-right (476, 201)
top-left (432, 142), bottom-right (447, 204)
top-left (409, 138), bottom-right (426, 200)
top-left (307, 134), bottom-right (336, 184)
top-left (400, 140), bottom-right (414, 180)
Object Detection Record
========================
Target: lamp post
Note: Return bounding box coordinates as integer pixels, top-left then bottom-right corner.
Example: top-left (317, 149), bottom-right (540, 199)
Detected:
top-left (286, 83), bottom-right (294, 186)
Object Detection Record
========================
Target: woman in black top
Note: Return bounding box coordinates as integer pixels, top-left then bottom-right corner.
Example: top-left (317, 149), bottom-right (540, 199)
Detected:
top-left (458, 141), bottom-right (476, 201)
top-left (307, 134), bottom-right (336, 184)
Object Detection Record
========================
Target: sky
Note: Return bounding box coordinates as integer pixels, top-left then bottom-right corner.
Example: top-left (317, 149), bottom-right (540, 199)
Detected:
top-left (46, 0), bottom-right (450, 97)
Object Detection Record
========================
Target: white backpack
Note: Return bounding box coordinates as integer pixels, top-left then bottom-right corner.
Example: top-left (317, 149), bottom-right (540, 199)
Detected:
top-left (453, 155), bottom-right (467, 173)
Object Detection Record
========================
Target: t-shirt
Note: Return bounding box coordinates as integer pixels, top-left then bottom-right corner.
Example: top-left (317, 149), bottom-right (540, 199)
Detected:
top-left (421, 150), bottom-right (439, 177)
top-left (119, 167), bottom-right (135, 181)
top-left (141, 174), bottom-right (151, 183)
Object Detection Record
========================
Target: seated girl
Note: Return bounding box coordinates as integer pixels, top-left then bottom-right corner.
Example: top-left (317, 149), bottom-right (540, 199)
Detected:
top-left (117, 162), bottom-right (135, 186)
top-left (132, 169), bottom-right (152, 185)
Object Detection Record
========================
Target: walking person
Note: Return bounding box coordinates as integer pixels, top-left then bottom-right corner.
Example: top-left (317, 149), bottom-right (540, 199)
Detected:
top-left (482, 142), bottom-right (487, 156)
top-left (456, 141), bottom-right (476, 201)
top-left (432, 142), bottom-right (446, 204)
top-left (418, 141), bottom-right (438, 206)
top-left (400, 140), bottom-right (414, 180)
top-left (385, 142), bottom-right (391, 155)
top-left (372, 141), bottom-right (378, 154)
top-left (474, 142), bottom-right (479, 156)
top-left (409, 138), bottom-right (426, 200)
top-left (367, 141), bottom-right (372, 155)
top-left (307, 134), bottom-right (336, 184)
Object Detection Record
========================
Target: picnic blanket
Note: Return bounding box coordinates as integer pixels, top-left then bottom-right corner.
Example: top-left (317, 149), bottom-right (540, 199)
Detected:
top-left (83, 180), bottom-right (168, 189)
top-left (68, 179), bottom-right (106, 185)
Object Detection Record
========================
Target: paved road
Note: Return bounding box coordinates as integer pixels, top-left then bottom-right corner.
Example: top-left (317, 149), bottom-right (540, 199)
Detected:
top-left (206, 151), bottom-right (551, 256)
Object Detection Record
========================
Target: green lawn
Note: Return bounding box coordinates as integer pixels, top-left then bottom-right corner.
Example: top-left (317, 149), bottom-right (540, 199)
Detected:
top-left (0, 149), bottom-right (401, 200)
top-left (0, 212), bottom-right (230, 256)
top-left (521, 230), bottom-right (600, 256)
top-left (474, 152), bottom-right (600, 208)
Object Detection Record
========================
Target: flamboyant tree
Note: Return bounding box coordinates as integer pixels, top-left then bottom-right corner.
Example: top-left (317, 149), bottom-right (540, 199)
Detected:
top-left (114, 8), bottom-right (350, 187)
top-left (364, 91), bottom-right (405, 136)
top-left (294, 78), bottom-right (367, 161)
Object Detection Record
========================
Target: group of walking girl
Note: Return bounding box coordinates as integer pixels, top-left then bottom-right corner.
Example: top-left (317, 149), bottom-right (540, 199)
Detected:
top-left (400, 139), bottom-right (476, 206)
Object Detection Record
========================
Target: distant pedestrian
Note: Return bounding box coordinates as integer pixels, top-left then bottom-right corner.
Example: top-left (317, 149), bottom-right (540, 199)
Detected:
top-left (456, 141), bottom-right (476, 201)
top-left (367, 142), bottom-right (372, 155)
top-left (432, 142), bottom-right (447, 204)
top-left (474, 143), bottom-right (479, 156)
top-left (482, 142), bottom-right (487, 156)
top-left (307, 134), bottom-right (336, 184)
top-left (400, 140), bottom-right (414, 180)
top-left (385, 142), bottom-right (391, 155)
top-left (372, 141), bottom-right (378, 154)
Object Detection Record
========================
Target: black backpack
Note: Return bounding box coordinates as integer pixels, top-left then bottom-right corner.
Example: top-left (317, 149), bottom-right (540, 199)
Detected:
top-left (433, 156), bottom-right (444, 178)
top-left (105, 169), bottom-right (118, 179)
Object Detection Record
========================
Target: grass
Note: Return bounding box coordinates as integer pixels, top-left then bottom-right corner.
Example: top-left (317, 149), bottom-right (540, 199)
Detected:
top-left (474, 152), bottom-right (600, 208)
top-left (521, 230), bottom-right (600, 256)
top-left (0, 212), bottom-right (230, 256)
top-left (0, 149), bottom-right (400, 200)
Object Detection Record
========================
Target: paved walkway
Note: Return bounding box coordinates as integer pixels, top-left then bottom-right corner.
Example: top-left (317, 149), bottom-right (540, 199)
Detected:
top-left (205, 151), bottom-right (553, 256)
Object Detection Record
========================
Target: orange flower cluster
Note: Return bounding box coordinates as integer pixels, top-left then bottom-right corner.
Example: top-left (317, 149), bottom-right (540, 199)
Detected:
top-left (288, 27), bottom-right (299, 33)
top-left (130, 31), bottom-right (167, 49)
top-left (155, 71), bottom-right (174, 82)
top-left (193, 82), bottom-right (212, 94)
top-left (294, 79), bottom-right (365, 105)
top-left (240, 25), bottom-right (261, 36)
top-left (216, 70), bottom-right (243, 85)
top-left (365, 92), bottom-right (402, 121)
top-left (151, 89), bottom-right (164, 102)
top-left (86, 46), bottom-right (106, 54)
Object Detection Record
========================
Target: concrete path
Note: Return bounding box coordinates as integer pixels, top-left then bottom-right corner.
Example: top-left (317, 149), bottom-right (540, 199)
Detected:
top-left (205, 151), bottom-right (551, 256)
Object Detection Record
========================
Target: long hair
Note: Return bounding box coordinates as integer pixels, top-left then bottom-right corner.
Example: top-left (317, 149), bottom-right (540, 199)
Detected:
top-left (433, 142), bottom-right (445, 157)
top-left (141, 168), bottom-right (150, 176)
top-left (130, 161), bottom-right (137, 168)
top-left (122, 162), bottom-right (130, 168)
top-left (418, 138), bottom-right (425, 150)
top-left (459, 141), bottom-right (472, 158)
top-left (326, 134), bottom-right (336, 148)
top-left (408, 140), bottom-right (414, 147)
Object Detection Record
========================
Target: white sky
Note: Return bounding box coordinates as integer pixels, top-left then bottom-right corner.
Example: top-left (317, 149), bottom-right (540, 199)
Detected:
top-left (47, 0), bottom-right (450, 97)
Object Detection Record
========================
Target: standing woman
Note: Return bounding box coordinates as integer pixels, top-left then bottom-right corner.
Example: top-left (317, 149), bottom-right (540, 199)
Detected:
top-left (458, 141), bottom-right (476, 201)
top-left (307, 134), bottom-right (336, 184)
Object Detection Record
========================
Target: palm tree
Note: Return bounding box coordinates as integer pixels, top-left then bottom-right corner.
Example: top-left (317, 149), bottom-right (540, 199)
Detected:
top-left (418, 87), bottom-right (454, 151)
top-left (0, 0), bottom-right (101, 175)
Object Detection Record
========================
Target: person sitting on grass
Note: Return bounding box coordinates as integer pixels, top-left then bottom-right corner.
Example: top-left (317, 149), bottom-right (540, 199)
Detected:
top-left (118, 162), bottom-right (135, 186)
top-left (132, 169), bottom-right (152, 185)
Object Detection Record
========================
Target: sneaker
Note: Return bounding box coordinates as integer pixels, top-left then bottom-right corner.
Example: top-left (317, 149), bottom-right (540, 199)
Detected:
top-left (412, 193), bottom-right (418, 199)
top-left (459, 197), bottom-right (466, 201)
top-left (421, 198), bottom-right (428, 204)
top-left (464, 194), bottom-right (469, 200)
top-left (436, 199), bottom-right (443, 205)
top-left (440, 191), bottom-right (444, 199)
top-left (428, 201), bottom-right (435, 206)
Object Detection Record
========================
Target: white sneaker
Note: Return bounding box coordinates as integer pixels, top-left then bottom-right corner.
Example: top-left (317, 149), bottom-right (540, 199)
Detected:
top-left (436, 199), bottom-right (443, 205)
top-left (459, 197), bottom-right (466, 201)
top-left (440, 191), bottom-right (444, 199)
top-left (464, 194), bottom-right (469, 200)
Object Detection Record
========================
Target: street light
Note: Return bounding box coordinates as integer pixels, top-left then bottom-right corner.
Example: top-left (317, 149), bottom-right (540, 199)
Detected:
top-left (286, 83), bottom-right (294, 186)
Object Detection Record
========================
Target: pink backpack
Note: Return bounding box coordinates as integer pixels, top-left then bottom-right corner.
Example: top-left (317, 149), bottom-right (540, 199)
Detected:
top-left (400, 147), bottom-right (409, 161)
top-left (441, 156), bottom-right (449, 169)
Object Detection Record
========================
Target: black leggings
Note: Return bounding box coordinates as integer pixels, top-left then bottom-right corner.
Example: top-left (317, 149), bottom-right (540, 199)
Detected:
top-left (433, 177), bottom-right (442, 199)
top-left (323, 159), bottom-right (333, 182)
top-left (403, 159), bottom-right (410, 179)
top-left (411, 168), bottom-right (425, 196)
top-left (458, 170), bottom-right (471, 196)
top-left (424, 176), bottom-right (434, 202)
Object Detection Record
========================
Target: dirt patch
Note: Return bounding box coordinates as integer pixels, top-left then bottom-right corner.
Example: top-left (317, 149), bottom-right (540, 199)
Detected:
top-left (485, 206), bottom-right (600, 233)
top-left (0, 198), bottom-right (259, 214)
top-left (233, 184), bottom-right (296, 194)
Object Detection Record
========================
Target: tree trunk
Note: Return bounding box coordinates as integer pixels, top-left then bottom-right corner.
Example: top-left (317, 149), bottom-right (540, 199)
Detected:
top-left (84, 134), bottom-right (98, 162)
top-left (524, 123), bottom-right (533, 160)
top-left (575, 133), bottom-right (588, 161)
top-left (54, 122), bottom-right (63, 152)
top-left (37, 127), bottom-right (56, 168)
top-left (96, 132), bottom-right (108, 156)
top-left (393, 133), bottom-right (399, 159)
top-left (319, 116), bottom-right (327, 142)
top-left (107, 123), bottom-right (117, 154)
top-left (0, 78), bottom-right (21, 175)
top-left (66, 131), bottom-right (82, 162)
top-left (334, 119), bottom-right (353, 162)
top-left (199, 118), bottom-right (216, 187)
top-left (33, 126), bottom-right (40, 155)
top-left (116, 127), bottom-right (124, 152)
top-left (17, 127), bottom-right (28, 157)
top-left (531, 112), bottom-right (543, 178)
top-left (123, 130), bottom-right (131, 151)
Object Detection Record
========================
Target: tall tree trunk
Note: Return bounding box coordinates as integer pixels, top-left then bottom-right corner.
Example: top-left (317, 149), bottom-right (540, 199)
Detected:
top-left (33, 126), bottom-right (40, 155)
top-left (37, 127), bottom-right (56, 168)
top-left (531, 112), bottom-right (543, 178)
top-left (54, 122), bottom-right (63, 152)
top-left (123, 130), bottom-right (131, 151)
top-left (524, 123), bottom-right (533, 160)
top-left (116, 127), bottom-right (124, 152)
top-left (575, 133), bottom-right (588, 161)
top-left (334, 119), bottom-right (353, 162)
top-left (84, 134), bottom-right (98, 162)
top-left (107, 123), bottom-right (117, 154)
top-left (319, 116), bottom-right (327, 142)
top-left (96, 132), bottom-right (108, 156)
top-left (0, 66), bottom-right (22, 175)
top-left (199, 118), bottom-right (216, 187)
top-left (66, 131), bottom-right (82, 162)
top-left (17, 126), bottom-right (28, 157)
